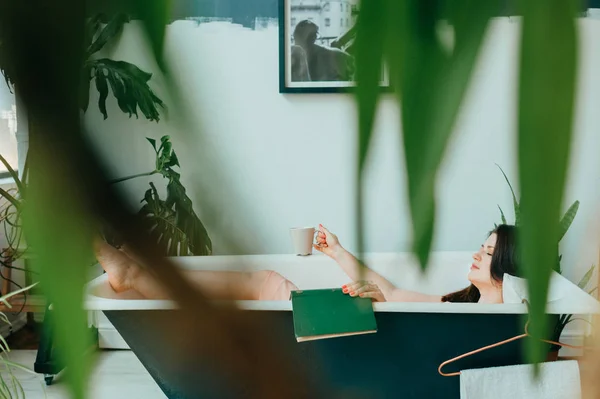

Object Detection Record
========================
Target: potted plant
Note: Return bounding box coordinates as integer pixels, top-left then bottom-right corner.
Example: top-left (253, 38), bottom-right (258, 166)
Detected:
top-left (0, 11), bottom-right (167, 302)
top-left (105, 135), bottom-right (212, 256)
top-left (1, 13), bottom-right (164, 122)
top-left (495, 164), bottom-right (596, 359)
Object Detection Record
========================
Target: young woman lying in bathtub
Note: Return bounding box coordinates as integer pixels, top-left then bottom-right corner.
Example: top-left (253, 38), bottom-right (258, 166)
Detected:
top-left (94, 239), bottom-right (299, 300)
top-left (314, 223), bottom-right (519, 304)
top-left (95, 223), bottom-right (518, 304)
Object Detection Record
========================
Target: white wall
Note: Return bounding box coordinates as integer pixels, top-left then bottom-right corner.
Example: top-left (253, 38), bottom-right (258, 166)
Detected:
top-left (83, 17), bottom-right (600, 283)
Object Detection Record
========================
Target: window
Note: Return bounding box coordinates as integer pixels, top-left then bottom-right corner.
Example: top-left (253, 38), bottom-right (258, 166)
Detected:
top-left (291, 17), bottom-right (296, 26)
top-left (0, 102), bottom-right (18, 180)
top-left (340, 3), bottom-right (343, 11)
top-left (323, 3), bottom-right (330, 11)
top-left (346, 18), bottom-right (349, 26)
top-left (340, 18), bottom-right (343, 27)
top-left (325, 18), bottom-right (331, 27)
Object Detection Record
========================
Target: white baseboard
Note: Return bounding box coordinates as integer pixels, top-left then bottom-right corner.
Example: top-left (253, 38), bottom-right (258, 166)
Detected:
top-left (98, 327), bottom-right (130, 349)
top-left (93, 311), bottom-right (130, 349)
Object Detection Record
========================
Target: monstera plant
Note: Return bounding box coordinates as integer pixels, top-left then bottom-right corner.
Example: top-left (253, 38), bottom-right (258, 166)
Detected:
top-left (109, 135), bottom-right (212, 256)
top-left (1, 13), bottom-right (163, 122)
top-left (0, 12), bottom-right (166, 262)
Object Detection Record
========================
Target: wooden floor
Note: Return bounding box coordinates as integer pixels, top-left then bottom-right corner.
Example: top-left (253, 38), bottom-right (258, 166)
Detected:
top-left (1, 350), bottom-right (166, 399)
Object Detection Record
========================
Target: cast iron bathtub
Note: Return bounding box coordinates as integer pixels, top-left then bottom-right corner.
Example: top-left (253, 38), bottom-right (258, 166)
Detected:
top-left (85, 252), bottom-right (599, 398)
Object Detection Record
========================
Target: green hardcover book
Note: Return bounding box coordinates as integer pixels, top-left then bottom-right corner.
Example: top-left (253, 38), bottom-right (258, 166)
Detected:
top-left (290, 288), bottom-right (377, 342)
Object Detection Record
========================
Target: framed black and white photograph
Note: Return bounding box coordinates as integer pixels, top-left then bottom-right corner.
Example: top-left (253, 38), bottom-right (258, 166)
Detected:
top-left (279, 0), bottom-right (389, 93)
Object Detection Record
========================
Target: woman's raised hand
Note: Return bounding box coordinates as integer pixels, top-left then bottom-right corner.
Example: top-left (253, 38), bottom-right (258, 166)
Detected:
top-left (313, 224), bottom-right (344, 259)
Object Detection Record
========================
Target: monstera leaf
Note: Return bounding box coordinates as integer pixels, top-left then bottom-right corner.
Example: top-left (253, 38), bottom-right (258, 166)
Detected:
top-left (132, 136), bottom-right (211, 256)
top-left (82, 13), bottom-right (163, 121)
top-left (90, 58), bottom-right (163, 121)
top-left (138, 181), bottom-right (211, 257)
top-left (2, 13), bottom-right (163, 122)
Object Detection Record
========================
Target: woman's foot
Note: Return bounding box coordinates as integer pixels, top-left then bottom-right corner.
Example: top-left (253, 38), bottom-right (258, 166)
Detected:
top-left (94, 238), bottom-right (140, 293)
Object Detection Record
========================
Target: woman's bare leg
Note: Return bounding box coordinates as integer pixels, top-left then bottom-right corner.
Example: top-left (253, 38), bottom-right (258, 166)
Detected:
top-left (94, 240), bottom-right (297, 300)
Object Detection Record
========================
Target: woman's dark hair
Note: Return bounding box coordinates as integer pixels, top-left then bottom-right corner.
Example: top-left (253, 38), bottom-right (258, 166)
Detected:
top-left (441, 224), bottom-right (519, 303)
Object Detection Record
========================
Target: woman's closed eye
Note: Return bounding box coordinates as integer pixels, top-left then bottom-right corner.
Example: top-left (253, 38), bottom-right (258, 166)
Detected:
top-left (481, 245), bottom-right (493, 257)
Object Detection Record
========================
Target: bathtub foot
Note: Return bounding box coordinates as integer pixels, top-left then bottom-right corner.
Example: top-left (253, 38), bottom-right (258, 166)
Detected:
top-left (44, 374), bottom-right (54, 386)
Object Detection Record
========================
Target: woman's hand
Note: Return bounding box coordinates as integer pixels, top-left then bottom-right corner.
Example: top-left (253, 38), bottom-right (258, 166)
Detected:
top-left (313, 224), bottom-right (344, 259)
top-left (342, 280), bottom-right (386, 302)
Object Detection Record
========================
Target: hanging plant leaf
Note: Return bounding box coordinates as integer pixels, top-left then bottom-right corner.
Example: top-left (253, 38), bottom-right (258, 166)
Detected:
top-left (375, 0), bottom-right (497, 269)
top-left (90, 58), bottom-right (163, 121)
top-left (86, 13), bottom-right (131, 57)
top-left (517, 0), bottom-right (578, 366)
top-left (146, 137), bottom-right (157, 151)
top-left (84, 13), bottom-right (105, 54)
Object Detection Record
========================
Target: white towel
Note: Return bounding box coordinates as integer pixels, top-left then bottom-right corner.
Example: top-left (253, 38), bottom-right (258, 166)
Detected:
top-left (502, 272), bottom-right (600, 313)
top-left (460, 360), bottom-right (581, 399)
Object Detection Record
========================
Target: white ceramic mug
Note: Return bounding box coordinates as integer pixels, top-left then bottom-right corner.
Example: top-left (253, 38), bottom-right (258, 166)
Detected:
top-left (289, 226), bottom-right (319, 256)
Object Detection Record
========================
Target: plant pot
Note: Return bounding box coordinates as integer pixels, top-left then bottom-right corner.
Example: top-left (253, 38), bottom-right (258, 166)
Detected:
top-left (546, 350), bottom-right (559, 362)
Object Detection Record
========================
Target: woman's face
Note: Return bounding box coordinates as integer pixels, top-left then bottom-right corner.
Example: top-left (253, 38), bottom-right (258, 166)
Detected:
top-left (468, 233), bottom-right (497, 287)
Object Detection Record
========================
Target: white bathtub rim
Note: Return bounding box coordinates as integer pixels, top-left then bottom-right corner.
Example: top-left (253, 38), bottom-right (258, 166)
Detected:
top-left (84, 274), bottom-right (600, 314)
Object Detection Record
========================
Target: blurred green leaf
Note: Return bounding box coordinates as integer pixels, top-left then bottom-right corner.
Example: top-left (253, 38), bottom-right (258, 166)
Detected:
top-left (380, 0), bottom-right (497, 269)
top-left (518, 0), bottom-right (578, 367)
top-left (24, 149), bottom-right (94, 399)
top-left (84, 13), bottom-right (104, 52)
top-left (80, 63), bottom-right (92, 113)
top-left (354, 0), bottom-right (385, 264)
top-left (135, 0), bottom-right (171, 72)
top-left (90, 58), bottom-right (163, 121)
top-left (558, 200), bottom-right (579, 242)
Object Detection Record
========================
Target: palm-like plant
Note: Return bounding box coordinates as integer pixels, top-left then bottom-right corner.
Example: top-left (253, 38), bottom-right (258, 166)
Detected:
top-left (495, 164), bottom-right (595, 352)
top-left (1, 13), bottom-right (164, 122)
top-left (495, 164), bottom-right (579, 274)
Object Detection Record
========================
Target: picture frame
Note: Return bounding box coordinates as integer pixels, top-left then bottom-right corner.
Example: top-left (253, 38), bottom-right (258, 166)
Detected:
top-left (278, 0), bottom-right (390, 93)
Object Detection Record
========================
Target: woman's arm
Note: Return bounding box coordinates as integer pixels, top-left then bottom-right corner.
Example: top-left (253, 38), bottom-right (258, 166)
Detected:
top-left (315, 225), bottom-right (441, 303)
top-left (333, 247), bottom-right (441, 303)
